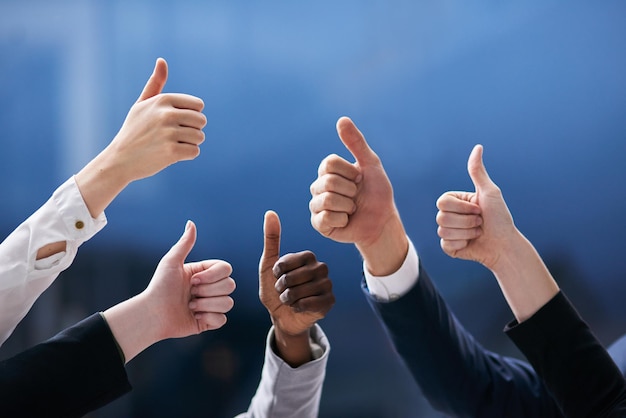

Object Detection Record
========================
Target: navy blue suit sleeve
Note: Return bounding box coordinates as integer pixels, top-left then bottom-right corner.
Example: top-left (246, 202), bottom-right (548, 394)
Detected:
top-left (0, 313), bottom-right (132, 418)
top-left (363, 263), bottom-right (563, 418)
top-left (506, 292), bottom-right (626, 418)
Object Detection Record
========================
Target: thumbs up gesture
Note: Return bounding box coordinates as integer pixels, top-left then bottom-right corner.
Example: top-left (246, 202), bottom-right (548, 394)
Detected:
top-left (147, 220), bottom-right (235, 339)
top-left (436, 145), bottom-right (518, 270)
top-left (74, 58), bottom-right (208, 218)
top-left (106, 57), bottom-right (207, 183)
top-left (310, 117), bottom-right (394, 244)
top-left (309, 117), bottom-right (408, 276)
top-left (259, 211), bottom-right (334, 366)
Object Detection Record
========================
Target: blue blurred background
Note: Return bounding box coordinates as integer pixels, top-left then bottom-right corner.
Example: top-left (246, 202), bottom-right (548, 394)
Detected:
top-left (2, 1), bottom-right (626, 416)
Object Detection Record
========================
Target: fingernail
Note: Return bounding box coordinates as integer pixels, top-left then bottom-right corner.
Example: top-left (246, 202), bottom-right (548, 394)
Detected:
top-left (279, 292), bottom-right (288, 303)
top-left (191, 277), bottom-right (200, 285)
top-left (272, 265), bottom-right (281, 278)
top-left (185, 220), bottom-right (192, 231)
top-left (355, 174), bottom-right (363, 183)
top-left (189, 301), bottom-right (197, 309)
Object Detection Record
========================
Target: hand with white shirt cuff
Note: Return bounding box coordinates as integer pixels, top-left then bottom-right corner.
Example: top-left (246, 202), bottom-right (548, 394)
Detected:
top-left (38, 58), bottom-right (207, 261)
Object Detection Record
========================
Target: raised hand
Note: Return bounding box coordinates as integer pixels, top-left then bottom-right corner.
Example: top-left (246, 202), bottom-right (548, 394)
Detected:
top-left (259, 210), bottom-right (334, 366)
top-left (435, 144), bottom-right (517, 271)
top-left (145, 221), bottom-right (235, 339)
top-left (309, 117), bottom-right (407, 275)
top-left (436, 145), bottom-right (559, 321)
top-left (101, 57), bottom-right (207, 183)
top-left (103, 221), bottom-right (235, 363)
top-left (75, 58), bottom-right (207, 218)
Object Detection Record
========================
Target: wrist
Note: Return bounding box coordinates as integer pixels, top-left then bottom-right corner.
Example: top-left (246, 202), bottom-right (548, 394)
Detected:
top-left (75, 149), bottom-right (132, 218)
top-left (272, 325), bottom-right (312, 368)
top-left (103, 293), bottom-right (161, 364)
top-left (488, 229), bottom-right (532, 276)
top-left (489, 231), bottom-right (560, 323)
top-left (357, 212), bottom-right (408, 276)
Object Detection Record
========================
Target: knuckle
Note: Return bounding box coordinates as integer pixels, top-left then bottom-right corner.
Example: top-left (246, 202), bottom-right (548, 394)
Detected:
top-left (325, 154), bottom-right (343, 171)
top-left (154, 94), bottom-right (170, 106)
top-left (320, 192), bottom-right (332, 209)
top-left (435, 194), bottom-right (446, 209)
top-left (158, 109), bottom-right (176, 126)
top-left (325, 175), bottom-right (341, 192)
top-left (301, 250), bottom-right (316, 263)
top-left (435, 210), bottom-right (445, 225)
top-left (318, 154), bottom-right (342, 175)
top-left (319, 210), bottom-right (333, 224)
top-left (322, 277), bottom-right (333, 292)
top-left (196, 97), bottom-right (205, 111)
top-left (315, 262), bottom-right (329, 277)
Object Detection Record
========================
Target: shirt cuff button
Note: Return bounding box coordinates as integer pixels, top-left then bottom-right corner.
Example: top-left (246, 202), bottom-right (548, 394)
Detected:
top-left (75, 220), bottom-right (85, 230)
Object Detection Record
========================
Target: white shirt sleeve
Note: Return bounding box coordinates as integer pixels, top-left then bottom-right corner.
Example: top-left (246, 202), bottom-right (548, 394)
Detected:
top-left (236, 324), bottom-right (330, 418)
top-left (0, 176), bottom-right (107, 346)
top-left (363, 237), bottom-right (420, 302)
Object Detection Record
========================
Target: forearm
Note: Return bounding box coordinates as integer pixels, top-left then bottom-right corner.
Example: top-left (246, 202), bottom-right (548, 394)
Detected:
top-left (273, 327), bottom-right (312, 367)
top-left (74, 148), bottom-right (131, 219)
top-left (491, 231), bottom-right (559, 323)
top-left (102, 293), bottom-right (162, 363)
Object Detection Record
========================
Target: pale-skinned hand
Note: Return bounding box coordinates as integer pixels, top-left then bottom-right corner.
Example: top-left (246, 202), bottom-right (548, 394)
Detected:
top-left (309, 117), bottom-right (398, 248)
top-left (144, 220), bottom-right (235, 340)
top-left (97, 58), bottom-right (207, 185)
top-left (309, 117), bottom-right (408, 276)
top-left (436, 144), bottom-right (518, 270)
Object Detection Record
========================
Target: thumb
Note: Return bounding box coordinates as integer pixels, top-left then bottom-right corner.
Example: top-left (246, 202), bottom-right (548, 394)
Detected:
top-left (166, 220), bottom-right (197, 263)
top-left (137, 57), bottom-right (168, 102)
top-left (467, 144), bottom-right (496, 193)
top-left (336, 116), bottom-right (379, 166)
top-left (260, 211), bottom-right (281, 272)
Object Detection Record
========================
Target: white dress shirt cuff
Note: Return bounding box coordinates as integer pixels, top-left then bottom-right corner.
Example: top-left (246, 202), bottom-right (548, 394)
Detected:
top-left (33, 176), bottom-right (107, 270)
top-left (364, 237), bottom-right (419, 302)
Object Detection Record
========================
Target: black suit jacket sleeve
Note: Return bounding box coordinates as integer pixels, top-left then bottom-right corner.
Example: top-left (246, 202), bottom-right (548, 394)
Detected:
top-left (363, 263), bottom-right (563, 418)
top-left (0, 313), bottom-right (132, 418)
top-left (506, 292), bottom-right (626, 418)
